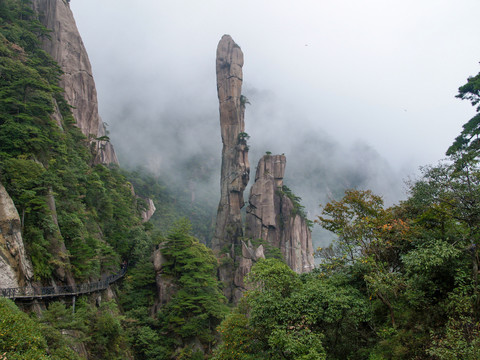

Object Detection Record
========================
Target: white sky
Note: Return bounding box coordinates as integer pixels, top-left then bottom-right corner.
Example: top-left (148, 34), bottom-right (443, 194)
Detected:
top-left (70, 0), bottom-right (480, 176)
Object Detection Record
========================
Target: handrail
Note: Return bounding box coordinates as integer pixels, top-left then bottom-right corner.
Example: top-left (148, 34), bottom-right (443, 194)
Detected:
top-left (0, 266), bottom-right (127, 300)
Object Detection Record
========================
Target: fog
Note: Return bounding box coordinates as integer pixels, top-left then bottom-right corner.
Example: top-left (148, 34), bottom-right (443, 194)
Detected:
top-left (69, 1), bottom-right (480, 244)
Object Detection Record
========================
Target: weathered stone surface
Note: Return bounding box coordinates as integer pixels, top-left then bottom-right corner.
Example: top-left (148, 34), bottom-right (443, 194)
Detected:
top-left (241, 240), bottom-right (265, 261)
top-left (0, 182), bottom-right (33, 288)
top-left (125, 182), bottom-right (156, 223)
top-left (212, 37), bottom-right (313, 302)
top-left (212, 35), bottom-right (250, 302)
top-left (233, 256), bottom-right (252, 298)
top-left (246, 155), bottom-right (315, 273)
top-left (279, 197), bottom-right (315, 273)
top-left (152, 246), bottom-right (177, 314)
top-left (32, 0), bottom-right (118, 165)
top-left (140, 198), bottom-right (156, 223)
top-left (248, 155), bottom-right (286, 232)
top-left (45, 188), bottom-right (75, 285)
top-left (232, 241), bottom-right (265, 300)
top-left (61, 330), bottom-right (89, 358)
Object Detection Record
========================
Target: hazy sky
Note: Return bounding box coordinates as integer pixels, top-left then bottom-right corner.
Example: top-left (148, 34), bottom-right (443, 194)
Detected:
top-left (70, 0), bottom-right (480, 195)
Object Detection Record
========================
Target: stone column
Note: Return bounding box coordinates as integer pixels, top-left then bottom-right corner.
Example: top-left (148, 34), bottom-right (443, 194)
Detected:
top-left (212, 35), bottom-right (250, 302)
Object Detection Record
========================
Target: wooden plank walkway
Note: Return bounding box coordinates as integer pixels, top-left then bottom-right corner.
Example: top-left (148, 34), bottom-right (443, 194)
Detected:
top-left (0, 267), bottom-right (127, 300)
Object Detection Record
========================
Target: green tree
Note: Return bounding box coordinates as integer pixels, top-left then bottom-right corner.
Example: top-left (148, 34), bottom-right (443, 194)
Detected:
top-left (121, 219), bottom-right (227, 359)
top-left (447, 66), bottom-right (480, 159)
top-left (0, 297), bottom-right (50, 360)
top-left (157, 220), bottom-right (228, 350)
top-left (214, 259), bottom-right (372, 359)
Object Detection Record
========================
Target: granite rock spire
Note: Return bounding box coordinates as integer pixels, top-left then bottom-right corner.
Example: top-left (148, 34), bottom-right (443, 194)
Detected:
top-left (212, 35), bottom-right (250, 302)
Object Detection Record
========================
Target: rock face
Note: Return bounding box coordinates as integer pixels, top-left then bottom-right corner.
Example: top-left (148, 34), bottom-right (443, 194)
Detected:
top-left (0, 182), bottom-right (33, 288)
top-left (246, 155), bottom-right (315, 273)
top-left (152, 245), bottom-right (177, 314)
top-left (45, 189), bottom-right (75, 285)
top-left (212, 35), bottom-right (250, 302)
top-left (32, 0), bottom-right (118, 165)
top-left (140, 198), bottom-right (156, 223)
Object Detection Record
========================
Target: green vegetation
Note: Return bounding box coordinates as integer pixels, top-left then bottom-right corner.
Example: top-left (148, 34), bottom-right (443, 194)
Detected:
top-left (0, 297), bottom-right (131, 360)
top-left (238, 131), bottom-right (250, 142)
top-left (124, 166), bottom-right (217, 246)
top-left (120, 220), bottom-right (228, 359)
top-left (240, 95), bottom-right (250, 106)
top-left (212, 66), bottom-right (480, 358)
top-left (0, 0), bottom-right (152, 283)
top-left (4, 0), bottom-right (480, 359)
top-left (0, 1), bottom-right (154, 357)
top-left (0, 297), bottom-right (51, 359)
top-left (277, 185), bottom-right (313, 228)
top-left (250, 238), bottom-right (284, 261)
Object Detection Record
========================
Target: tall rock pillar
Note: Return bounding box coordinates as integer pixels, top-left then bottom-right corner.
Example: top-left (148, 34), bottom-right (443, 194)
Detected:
top-left (212, 35), bottom-right (250, 302)
top-left (32, 0), bottom-right (118, 165)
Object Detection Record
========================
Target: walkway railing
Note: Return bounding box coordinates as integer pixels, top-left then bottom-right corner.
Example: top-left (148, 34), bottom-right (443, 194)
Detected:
top-left (0, 267), bottom-right (127, 300)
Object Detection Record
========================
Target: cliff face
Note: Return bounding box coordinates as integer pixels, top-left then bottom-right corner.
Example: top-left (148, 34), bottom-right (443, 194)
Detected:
top-left (246, 155), bottom-right (315, 273)
top-left (31, 0), bottom-right (118, 165)
top-left (0, 183), bottom-right (33, 288)
top-left (212, 35), bottom-right (250, 302)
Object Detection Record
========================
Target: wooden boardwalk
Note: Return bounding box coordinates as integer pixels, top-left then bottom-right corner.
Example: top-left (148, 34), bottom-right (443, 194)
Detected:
top-left (0, 267), bottom-right (127, 300)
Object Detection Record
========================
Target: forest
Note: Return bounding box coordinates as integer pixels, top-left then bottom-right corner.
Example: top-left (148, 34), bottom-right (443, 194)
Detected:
top-left (1, 0), bottom-right (480, 359)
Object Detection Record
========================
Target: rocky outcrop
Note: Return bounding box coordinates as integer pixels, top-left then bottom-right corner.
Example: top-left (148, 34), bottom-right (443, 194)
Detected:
top-left (212, 35), bottom-right (250, 302)
top-left (45, 189), bottom-right (75, 285)
top-left (246, 155), bottom-right (315, 273)
top-left (234, 240), bottom-right (265, 292)
top-left (127, 182), bottom-right (156, 223)
top-left (32, 0), bottom-right (118, 165)
top-left (152, 245), bottom-right (177, 314)
top-left (0, 182), bottom-right (33, 288)
top-left (140, 198), bottom-right (156, 223)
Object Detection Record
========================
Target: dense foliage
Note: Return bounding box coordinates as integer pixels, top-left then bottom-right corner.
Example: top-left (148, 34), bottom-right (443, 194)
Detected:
top-left (0, 297), bottom-right (51, 359)
top-left (120, 220), bottom-right (228, 359)
top-left (4, 0), bottom-right (480, 359)
top-left (0, 0), bottom-right (152, 281)
top-left (0, 1), bottom-right (152, 357)
top-left (215, 181), bottom-right (480, 358)
top-left (0, 297), bottom-right (131, 360)
top-left (213, 66), bottom-right (480, 358)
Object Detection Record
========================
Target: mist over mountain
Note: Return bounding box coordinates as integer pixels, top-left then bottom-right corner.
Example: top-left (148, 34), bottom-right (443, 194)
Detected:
top-left (110, 80), bottom-right (405, 198)
top-left (3, 1), bottom-right (480, 358)
top-left (67, 0), bottom-right (480, 250)
top-left (107, 79), bottom-right (406, 248)
top-left (71, 0), bottom-right (480, 182)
